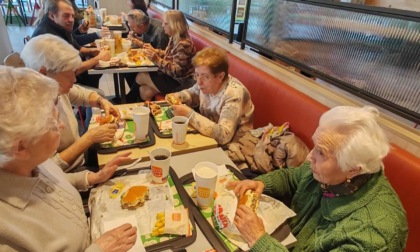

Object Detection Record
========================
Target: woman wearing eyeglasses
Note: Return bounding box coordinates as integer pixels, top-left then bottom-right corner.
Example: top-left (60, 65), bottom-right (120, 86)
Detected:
top-left (0, 66), bottom-right (137, 251)
top-left (133, 10), bottom-right (196, 101)
top-left (170, 47), bottom-right (255, 146)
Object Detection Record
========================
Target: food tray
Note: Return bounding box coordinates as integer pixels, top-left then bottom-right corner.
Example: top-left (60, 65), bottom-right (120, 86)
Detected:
top-left (90, 166), bottom-right (197, 251)
top-left (179, 165), bottom-right (292, 252)
top-left (96, 122), bottom-right (156, 154)
top-left (148, 102), bottom-right (198, 138)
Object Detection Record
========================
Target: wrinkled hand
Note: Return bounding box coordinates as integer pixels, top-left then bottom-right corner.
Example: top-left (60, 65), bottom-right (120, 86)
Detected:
top-left (94, 223), bottom-right (137, 252)
top-left (95, 49), bottom-right (111, 61)
top-left (91, 152), bottom-right (132, 184)
top-left (234, 205), bottom-right (266, 247)
top-left (226, 180), bottom-right (264, 198)
top-left (101, 99), bottom-right (121, 120)
top-left (100, 26), bottom-right (111, 38)
top-left (171, 104), bottom-right (192, 117)
top-left (85, 123), bottom-right (117, 144)
top-left (78, 20), bottom-right (89, 33)
top-left (132, 37), bottom-right (144, 48)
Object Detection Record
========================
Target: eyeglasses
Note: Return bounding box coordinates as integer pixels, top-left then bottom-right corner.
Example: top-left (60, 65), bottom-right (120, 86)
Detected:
top-left (193, 73), bottom-right (211, 82)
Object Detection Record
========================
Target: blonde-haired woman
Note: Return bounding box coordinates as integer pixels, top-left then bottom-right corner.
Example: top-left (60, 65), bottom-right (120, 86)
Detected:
top-left (132, 10), bottom-right (196, 101)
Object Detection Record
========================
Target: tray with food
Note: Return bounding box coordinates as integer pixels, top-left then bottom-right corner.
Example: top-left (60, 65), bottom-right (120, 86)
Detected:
top-left (89, 167), bottom-right (197, 252)
top-left (179, 165), bottom-right (296, 252)
top-left (90, 114), bottom-right (156, 154)
top-left (144, 98), bottom-right (197, 138)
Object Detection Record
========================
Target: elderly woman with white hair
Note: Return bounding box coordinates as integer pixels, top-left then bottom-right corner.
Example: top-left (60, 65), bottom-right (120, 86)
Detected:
top-left (20, 34), bottom-right (120, 172)
top-left (0, 66), bottom-right (136, 251)
top-left (229, 106), bottom-right (408, 251)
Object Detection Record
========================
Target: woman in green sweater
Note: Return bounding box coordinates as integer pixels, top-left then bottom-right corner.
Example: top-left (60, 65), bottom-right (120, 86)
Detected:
top-left (229, 106), bottom-right (408, 251)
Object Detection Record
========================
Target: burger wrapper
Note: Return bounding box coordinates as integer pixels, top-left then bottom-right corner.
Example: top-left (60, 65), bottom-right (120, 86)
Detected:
top-left (213, 187), bottom-right (296, 251)
top-left (164, 208), bottom-right (190, 236)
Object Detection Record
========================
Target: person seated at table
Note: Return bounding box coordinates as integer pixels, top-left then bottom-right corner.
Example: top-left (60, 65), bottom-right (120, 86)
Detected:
top-left (228, 105), bottom-right (408, 251)
top-left (133, 10), bottom-right (196, 101)
top-left (0, 66), bottom-right (137, 251)
top-left (32, 0), bottom-right (110, 89)
top-left (124, 9), bottom-right (170, 103)
top-left (21, 34), bottom-right (120, 172)
top-left (170, 47), bottom-right (254, 146)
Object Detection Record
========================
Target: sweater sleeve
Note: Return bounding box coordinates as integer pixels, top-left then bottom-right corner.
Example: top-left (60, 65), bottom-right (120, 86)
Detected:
top-left (157, 39), bottom-right (195, 79)
top-left (64, 170), bottom-right (92, 191)
top-left (84, 243), bottom-right (103, 252)
top-left (68, 85), bottom-right (95, 106)
top-left (73, 32), bottom-right (100, 46)
top-left (255, 162), bottom-right (310, 198)
top-left (250, 233), bottom-right (288, 252)
top-left (50, 152), bottom-right (70, 171)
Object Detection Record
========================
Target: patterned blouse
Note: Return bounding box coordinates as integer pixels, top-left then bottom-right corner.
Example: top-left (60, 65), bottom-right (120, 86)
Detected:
top-left (154, 36), bottom-right (196, 83)
top-left (177, 75), bottom-right (254, 145)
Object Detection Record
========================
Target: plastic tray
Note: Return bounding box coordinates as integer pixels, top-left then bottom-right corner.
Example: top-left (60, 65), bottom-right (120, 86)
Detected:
top-left (148, 102), bottom-right (198, 138)
top-left (96, 123), bottom-right (155, 154)
top-left (178, 165), bottom-right (292, 251)
top-left (109, 166), bottom-right (197, 251)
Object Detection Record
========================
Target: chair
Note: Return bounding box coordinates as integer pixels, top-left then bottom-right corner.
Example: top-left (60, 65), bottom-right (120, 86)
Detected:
top-left (3, 52), bottom-right (25, 67)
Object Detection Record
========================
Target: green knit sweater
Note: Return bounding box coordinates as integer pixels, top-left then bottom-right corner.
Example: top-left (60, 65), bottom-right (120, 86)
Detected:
top-left (251, 163), bottom-right (408, 252)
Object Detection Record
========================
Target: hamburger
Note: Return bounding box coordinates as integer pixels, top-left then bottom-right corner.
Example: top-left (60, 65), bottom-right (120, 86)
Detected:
top-left (165, 94), bottom-right (182, 105)
top-left (238, 190), bottom-right (259, 212)
top-left (121, 186), bottom-right (149, 210)
top-left (99, 115), bottom-right (115, 125)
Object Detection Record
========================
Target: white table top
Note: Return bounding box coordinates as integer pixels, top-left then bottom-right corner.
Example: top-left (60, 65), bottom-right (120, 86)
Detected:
top-left (119, 147), bottom-right (296, 251)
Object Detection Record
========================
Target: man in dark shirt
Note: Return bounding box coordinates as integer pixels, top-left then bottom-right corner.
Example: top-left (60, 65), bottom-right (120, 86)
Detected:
top-left (124, 9), bottom-right (169, 102)
top-left (126, 9), bottom-right (169, 49)
top-left (32, 0), bottom-right (110, 89)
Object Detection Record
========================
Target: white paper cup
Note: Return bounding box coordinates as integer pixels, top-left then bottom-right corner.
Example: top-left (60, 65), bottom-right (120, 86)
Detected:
top-left (105, 38), bottom-right (115, 56)
top-left (192, 162), bottom-right (218, 209)
top-left (150, 148), bottom-right (171, 184)
top-left (132, 107), bottom-right (150, 141)
top-left (95, 39), bottom-right (105, 49)
top-left (122, 41), bottom-right (131, 52)
top-left (171, 116), bottom-right (189, 145)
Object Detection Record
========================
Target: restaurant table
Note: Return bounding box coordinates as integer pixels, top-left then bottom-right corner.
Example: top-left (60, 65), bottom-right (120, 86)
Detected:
top-left (100, 148), bottom-right (297, 251)
top-left (88, 66), bottom-right (158, 103)
top-left (95, 103), bottom-right (218, 168)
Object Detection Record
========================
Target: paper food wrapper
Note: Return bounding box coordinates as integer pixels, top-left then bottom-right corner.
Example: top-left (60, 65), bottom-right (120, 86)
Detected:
top-left (213, 187), bottom-right (296, 251)
top-left (164, 208), bottom-right (190, 236)
top-left (103, 215), bottom-right (146, 252)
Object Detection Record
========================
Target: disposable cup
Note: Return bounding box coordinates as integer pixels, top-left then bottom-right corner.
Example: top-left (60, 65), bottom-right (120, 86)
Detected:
top-left (192, 162), bottom-right (218, 209)
top-left (171, 116), bottom-right (189, 145)
top-left (95, 39), bottom-right (105, 49)
top-left (132, 106), bottom-right (150, 141)
top-left (105, 38), bottom-right (115, 56)
top-left (150, 148), bottom-right (171, 184)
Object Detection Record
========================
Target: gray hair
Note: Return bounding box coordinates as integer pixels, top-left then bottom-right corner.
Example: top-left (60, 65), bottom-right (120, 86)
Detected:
top-left (0, 66), bottom-right (58, 167)
top-left (127, 9), bottom-right (150, 26)
top-left (313, 106), bottom-right (390, 174)
top-left (21, 34), bottom-right (81, 73)
top-left (34, 0), bottom-right (72, 26)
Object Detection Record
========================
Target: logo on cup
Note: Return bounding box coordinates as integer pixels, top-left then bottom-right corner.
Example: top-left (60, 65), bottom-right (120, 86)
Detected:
top-left (152, 166), bottom-right (163, 177)
top-left (172, 213), bottom-right (181, 222)
top-left (197, 187), bottom-right (210, 198)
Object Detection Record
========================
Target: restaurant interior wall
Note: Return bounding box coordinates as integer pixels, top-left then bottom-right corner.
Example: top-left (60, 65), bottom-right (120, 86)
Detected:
top-left (241, 0), bottom-right (420, 125)
top-left (165, 0), bottom-right (420, 125)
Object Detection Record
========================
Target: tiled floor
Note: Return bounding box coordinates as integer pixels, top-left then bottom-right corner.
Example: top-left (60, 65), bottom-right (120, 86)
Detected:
top-left (6, 24), bottom-right (125, 98)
